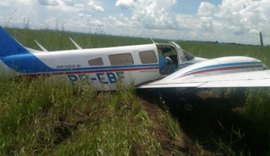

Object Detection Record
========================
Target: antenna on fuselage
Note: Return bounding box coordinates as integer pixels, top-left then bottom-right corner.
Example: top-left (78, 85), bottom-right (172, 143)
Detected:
top-left (69, 37), bottom-right (82, 49)
top-left (34, 40), bottom-right (48, 52)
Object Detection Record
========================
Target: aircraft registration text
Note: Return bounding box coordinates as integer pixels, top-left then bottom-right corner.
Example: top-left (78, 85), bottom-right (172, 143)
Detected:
top-left (67, 72), bottom-right (124, 84)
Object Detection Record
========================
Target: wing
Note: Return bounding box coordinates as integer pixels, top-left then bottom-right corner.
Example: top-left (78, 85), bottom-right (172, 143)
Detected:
top-left (139, 70), bottom-right (270, 89)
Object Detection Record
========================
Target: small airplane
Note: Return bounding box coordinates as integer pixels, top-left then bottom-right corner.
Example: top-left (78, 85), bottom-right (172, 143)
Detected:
top-left (1, 26), bottom-right (270, 93)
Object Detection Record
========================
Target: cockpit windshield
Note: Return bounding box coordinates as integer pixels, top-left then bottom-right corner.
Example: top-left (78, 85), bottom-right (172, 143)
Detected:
top-left (183, 49), bottom-right (194, 61)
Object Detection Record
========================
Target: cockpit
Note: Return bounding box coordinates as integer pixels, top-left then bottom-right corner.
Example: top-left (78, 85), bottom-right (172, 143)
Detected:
top-left (156, 42), bottom-right (194, 75)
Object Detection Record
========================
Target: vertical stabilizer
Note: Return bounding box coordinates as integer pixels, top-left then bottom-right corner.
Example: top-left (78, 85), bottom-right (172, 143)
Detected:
top-left (0, 27), bottom-right (29, 57)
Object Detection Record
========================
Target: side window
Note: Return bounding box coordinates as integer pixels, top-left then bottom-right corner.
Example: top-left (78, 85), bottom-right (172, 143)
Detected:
top-left (139, 50), bottom-right (157, 64)
top-left (88, 57), bottom-right (104, 66)
top-left (109, 53), bottom-right (134, 65)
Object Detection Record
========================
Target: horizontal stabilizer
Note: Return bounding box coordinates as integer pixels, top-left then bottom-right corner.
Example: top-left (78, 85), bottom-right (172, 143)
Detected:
top-left (69, 37), bottom-right (82, 49)
top-left (34, 40), bottom-right (48, 52)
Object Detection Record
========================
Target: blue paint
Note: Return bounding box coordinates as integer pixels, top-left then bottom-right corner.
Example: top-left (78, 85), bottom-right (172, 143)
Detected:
top-left (107, 72), bottom-right (117, 83)
top-left (97, 73), bottom-right (109, 84)
top-left (67, 75), bottom-right (78, 85)
top-left (0, 27), bottom-right (28, 57)
top-left (178, 63), bottom-right (194, 69)
top-left (0, 27), bottom-right (53, 72)
top-left (3, 53), bottom-right (53, 73)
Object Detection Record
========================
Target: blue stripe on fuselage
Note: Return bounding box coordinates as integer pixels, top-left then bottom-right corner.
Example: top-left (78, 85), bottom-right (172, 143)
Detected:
top-left (178, 63), bottom-right (194, 69)
top-left (1, 52), bottom-right (159, 75)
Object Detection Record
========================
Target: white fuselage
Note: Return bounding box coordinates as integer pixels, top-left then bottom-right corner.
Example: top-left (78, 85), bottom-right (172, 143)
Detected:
top-left (0, 27), bottom-right (268, 91)
top-left (1, 43), bottom-right (178, 90)
top-left (0, 42), bottom-right (265, 91)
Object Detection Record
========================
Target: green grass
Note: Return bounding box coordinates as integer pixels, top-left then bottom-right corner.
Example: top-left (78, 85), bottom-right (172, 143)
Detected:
top-left (1, 27), bottom-right (270, 155)
top-left (5, 28), bottom-right (153, 50)
top-left (0, 77), bottom-right (186, 155)
top-left (244, 88), bottom-right (270, 155)
top-left (179, 41), bottom-right (270, 65)
top-left (7, 27), bottom-right (270, 65)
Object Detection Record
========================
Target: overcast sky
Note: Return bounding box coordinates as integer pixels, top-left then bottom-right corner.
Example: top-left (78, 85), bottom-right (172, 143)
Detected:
top-left (0, 0), bottom-right (269, 45)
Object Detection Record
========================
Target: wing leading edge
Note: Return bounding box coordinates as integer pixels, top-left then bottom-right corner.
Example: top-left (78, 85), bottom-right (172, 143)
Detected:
top-left (139, 70), bottom-right (270, 89)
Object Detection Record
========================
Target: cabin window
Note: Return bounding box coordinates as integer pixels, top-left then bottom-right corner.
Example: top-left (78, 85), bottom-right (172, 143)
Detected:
top-left (88, 57), bottom-right (104, 66)
top-left (109, 53), bottom-right (134, 65)
top-left (139, 50), bottom-right (157, 64)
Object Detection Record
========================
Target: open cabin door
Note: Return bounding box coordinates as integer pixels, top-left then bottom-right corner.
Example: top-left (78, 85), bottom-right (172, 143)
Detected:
top-left (170, 42), bottom-right (195, 69)
top-left (157, 43), bottom-right (179, 75)
top-left (170, 42), bottom-right (186, 65)
top-left (156, 42), bottom-right (195, 75)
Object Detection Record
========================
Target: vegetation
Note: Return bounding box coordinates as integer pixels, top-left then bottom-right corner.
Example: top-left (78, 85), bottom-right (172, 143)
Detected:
top-left (0, 27), bottom-right (270, 155)
top-left (244, 88), bottom-right (270, 155)
top-left (0, 78), bottom-right (185, 155)
top-left (180, 41), bottom-right (270, 65)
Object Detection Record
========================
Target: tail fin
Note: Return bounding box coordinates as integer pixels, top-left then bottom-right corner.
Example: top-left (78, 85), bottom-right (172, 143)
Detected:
top-left (0, 27), bottom-right (29, 57)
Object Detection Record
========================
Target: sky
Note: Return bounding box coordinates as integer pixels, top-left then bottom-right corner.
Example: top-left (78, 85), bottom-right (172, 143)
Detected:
top-left (0, 0), bottom-right (269, 45)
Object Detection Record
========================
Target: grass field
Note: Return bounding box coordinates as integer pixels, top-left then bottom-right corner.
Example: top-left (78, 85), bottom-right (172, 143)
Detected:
top-left (1, 28), bottom-right (270, 155)
top-left (181, 41), bottom-right (270, 65)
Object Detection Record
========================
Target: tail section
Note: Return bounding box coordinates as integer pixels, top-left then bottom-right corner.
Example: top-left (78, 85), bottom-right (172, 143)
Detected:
top-left (0, 27), bottom-right (29, 57)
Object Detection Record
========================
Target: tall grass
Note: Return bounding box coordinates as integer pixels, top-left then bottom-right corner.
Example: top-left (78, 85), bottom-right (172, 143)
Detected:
top-left (179, 41), bottom-right (270, 65)
top-left (244, 88), bottom-right (270, 154)
top-left (5, 28), bottom-right (153, 51)
top-left (7, 27), bottom-right (270, 65)
top-left (0, 78), bottom-right (182, 155)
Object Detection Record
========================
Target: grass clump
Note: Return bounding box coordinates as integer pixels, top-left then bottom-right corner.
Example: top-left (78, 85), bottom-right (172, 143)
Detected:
top-left (54, 88), bottom-right (163, 156)
top-left (244, 88), bottom-right (270, 155)
top-left (1, 78), bottom-right (180, 155)
top-left (0, 78), bottom-right (75, 155)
